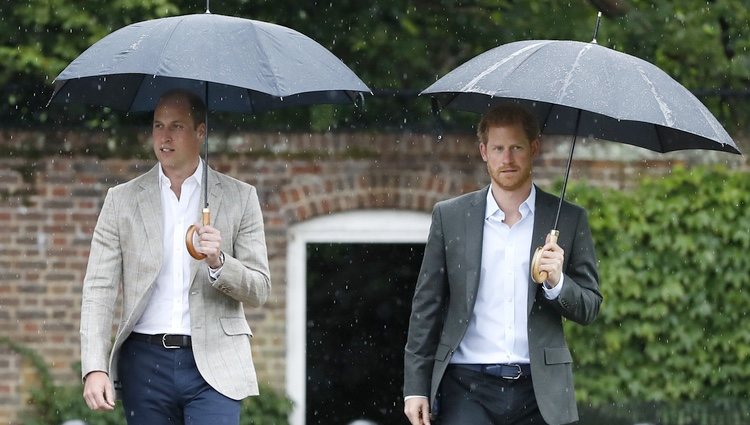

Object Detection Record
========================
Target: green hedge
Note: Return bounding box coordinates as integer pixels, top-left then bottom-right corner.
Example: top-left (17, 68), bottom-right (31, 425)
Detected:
top-left (562, 166), bottom-right (750, 422)
top-left (0, 337), bottom-right (292, 425)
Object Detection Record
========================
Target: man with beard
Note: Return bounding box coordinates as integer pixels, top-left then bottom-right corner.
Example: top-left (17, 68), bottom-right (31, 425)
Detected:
top-left (404, 103), bottom-right (602, 425)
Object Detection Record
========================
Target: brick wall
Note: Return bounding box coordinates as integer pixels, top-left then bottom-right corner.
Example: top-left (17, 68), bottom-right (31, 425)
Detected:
top-left (0, 129), bottom-right (746, 423)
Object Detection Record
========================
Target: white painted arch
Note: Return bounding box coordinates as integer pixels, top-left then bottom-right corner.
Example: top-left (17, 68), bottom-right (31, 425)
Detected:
top-left (285, 209), bottom-right (431, 425)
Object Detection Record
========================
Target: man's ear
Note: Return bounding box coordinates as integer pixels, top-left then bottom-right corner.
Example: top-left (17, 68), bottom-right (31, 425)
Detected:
top-left (197, 122), bottom-right (207, 140)
top-left (479, 142), bottom-right (488, 161)
top-left (530, 137), bottom-right (541, 157)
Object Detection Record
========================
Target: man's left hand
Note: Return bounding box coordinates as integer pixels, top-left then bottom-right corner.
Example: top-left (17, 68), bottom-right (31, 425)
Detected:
top-left (539, 233), bottom-right (564, 286)
top-left (195, 223), bottom-right (222, 268)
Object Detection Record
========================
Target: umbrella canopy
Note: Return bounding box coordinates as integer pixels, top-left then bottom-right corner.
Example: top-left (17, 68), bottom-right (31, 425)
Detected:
top-left (422, 39), bottom-right (740, 155)
top-left (49, 12), bottom-right (371, 112)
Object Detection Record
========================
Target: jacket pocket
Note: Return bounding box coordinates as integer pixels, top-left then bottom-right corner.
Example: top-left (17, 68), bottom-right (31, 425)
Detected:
top-left (220, 317), bottom-right (253, 337)
top-left (544, 346), bottom-right (573, 364)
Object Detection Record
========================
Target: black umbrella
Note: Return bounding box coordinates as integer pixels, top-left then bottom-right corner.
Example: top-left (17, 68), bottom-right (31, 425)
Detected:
top-left (49, 10), bottom-right (371, 259)
top-left (421, 18), bottom-right (741, 282)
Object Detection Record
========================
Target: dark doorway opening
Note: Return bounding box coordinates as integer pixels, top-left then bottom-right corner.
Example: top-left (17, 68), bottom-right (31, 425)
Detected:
top-left (306, 242), bottom-right (424, 425)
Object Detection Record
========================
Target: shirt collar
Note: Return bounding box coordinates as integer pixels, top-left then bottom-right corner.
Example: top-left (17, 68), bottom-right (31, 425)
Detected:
top-left (485, 184), bottom-right (537, 220)
top-left (158, 159), bottom-right (204, 190)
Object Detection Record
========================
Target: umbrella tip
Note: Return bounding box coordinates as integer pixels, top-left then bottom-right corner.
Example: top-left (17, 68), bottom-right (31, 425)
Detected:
top-left (354, 92), bottom-right (366, 110)
top-left (430, 97), bottom-right (445, 142)
top-left (591, 11), bottom-right (602, 44)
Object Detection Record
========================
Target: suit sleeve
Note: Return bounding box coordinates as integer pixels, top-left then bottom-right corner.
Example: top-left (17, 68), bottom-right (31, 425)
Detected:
top-left (210, 184), bottom-right (270, 307)
top-left (80, 188), bottom-right (122, 378)
top-left (550, 208), bottom-right (602, 325)
top-left (403, 204), bottom-right (450, 398)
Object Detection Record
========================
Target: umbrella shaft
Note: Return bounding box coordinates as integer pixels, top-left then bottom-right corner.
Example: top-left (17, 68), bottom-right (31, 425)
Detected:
top-left (203, 83), bottom-right (209, 208)
top-left (203, 129), bottom-right (209, 208)
top-left (553, 110), bottom-right (581, 230)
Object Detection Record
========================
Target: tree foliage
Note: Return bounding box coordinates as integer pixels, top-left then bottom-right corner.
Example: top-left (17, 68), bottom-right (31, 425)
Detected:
top-left (564, 167), bottom-right (750, 418)
top-left (1, 0), bottom-right (748, 134)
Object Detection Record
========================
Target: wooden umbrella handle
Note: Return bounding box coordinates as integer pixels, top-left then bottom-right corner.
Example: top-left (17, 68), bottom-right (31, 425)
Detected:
top-left (531, 229), bottom-right (560, 284)
top-left (185, 208), bottom-right (210, 260)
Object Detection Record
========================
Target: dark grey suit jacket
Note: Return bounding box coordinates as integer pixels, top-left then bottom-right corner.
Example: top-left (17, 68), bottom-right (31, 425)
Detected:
top-left (404, 185), bottom-right (601, 425)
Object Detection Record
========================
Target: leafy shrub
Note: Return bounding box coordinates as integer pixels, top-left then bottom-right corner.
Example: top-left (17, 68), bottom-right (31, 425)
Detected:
top-left (563, 166), bottom-right (750, 423)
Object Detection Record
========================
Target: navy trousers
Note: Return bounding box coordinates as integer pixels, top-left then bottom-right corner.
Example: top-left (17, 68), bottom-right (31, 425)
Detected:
top-left (118, 337), bottom-right (241, 425)
top-left (437, 366), bottom-right (547, 425)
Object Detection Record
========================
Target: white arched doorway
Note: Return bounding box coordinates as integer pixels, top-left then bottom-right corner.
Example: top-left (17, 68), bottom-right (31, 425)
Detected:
top-left (286, 210), bottom-right (431, 425)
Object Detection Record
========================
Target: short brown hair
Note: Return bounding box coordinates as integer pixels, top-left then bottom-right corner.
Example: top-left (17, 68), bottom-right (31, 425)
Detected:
top-left (158, 89), bottom-right (206, 129)
top-left (477, 103), bottom-right (540, 144)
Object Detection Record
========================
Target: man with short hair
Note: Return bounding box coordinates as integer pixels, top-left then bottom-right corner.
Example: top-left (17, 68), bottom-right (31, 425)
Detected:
top-left (80, 89), bottom-right (271, 424)
top-left (404, 103), bottom-right (602, 425)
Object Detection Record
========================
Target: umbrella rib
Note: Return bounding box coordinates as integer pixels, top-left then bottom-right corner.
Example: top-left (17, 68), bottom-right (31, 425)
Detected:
top-left (121, 16), bottom-right (185, 113)
top-left (441, 92), bottom-right (460, 110)
top-left (124, 74), bottom-right (148, 111)
top-left (557, 44), bottom-right (593, 104)
top-left (691, 93), bottom-right (734, 147)
top-left (538, 102), bottom-right (558, 135)
top-left (460, 42), bottom-right (547, 93)
top-left (155, 17), bottom-right (187, 78)
top-left (636, 66), bottom-right (675, 127)
top-left (248, 23), bottom-right (284, 98)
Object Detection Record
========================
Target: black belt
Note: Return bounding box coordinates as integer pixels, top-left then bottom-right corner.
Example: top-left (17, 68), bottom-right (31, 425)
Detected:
top-left (451, 363), bottom-right (531, 380)
top-left (129, 332), bottom-right (192, 349)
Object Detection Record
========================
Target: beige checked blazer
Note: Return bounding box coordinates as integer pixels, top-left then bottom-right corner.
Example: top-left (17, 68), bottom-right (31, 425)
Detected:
top-left (79, 164), bottom-right (271, 400)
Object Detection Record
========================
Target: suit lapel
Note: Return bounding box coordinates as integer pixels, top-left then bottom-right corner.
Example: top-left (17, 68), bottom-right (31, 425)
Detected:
top-left (465, 187), bottom-right (488, 311)
top-left (528, 186), bottom-right (558, 314)
top-left (206, 168), bottom-right (223, 224)
top-left (137, 166), bottom-right (163, 265)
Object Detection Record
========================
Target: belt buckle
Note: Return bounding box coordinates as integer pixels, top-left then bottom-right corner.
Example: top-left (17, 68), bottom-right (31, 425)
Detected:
top-left (498, 364), bottom-right (523, 381)
top-left (161, 334), bottom-right (179, 349)
top-left (504, 364), bottom-right (522, 380)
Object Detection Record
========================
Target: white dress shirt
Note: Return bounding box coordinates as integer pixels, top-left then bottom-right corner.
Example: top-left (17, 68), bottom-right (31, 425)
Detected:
top-left (451, 185), bottom-right (562, 365)
top-left (132, 161), bottom-right (203, 336)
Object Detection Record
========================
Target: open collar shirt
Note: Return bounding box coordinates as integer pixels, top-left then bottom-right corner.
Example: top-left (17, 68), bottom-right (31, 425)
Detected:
top-left (132, 160), bottom-right (203, 336)
top-left (452, 185), bottom-right (562, 365)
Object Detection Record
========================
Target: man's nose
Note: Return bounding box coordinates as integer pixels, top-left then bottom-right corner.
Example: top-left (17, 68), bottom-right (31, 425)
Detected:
top-left (156, 130), bottom-right (172, 142)
top-left (501, 149), bottom-right (514, 162)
